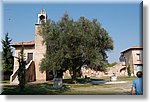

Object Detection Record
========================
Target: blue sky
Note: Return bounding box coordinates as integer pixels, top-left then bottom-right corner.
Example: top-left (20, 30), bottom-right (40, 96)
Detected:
top-left (3, 2), bottom-right (142, 63)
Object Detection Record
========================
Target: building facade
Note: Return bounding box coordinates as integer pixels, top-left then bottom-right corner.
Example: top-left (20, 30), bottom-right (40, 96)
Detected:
top-left (121, 46), bottom-right (143, 76)
top-left (10, 9), bottom-right (143, 84)
top-left (10, 9), bottom-right (48, 84)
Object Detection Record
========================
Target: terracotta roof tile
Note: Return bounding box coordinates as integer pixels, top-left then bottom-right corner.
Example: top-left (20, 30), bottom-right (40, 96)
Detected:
top-left (11, 41), bottom-right (35, 46)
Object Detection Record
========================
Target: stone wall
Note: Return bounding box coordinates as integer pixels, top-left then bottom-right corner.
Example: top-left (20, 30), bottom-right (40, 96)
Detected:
top-left (34, 24), bottom-right (46, 81)
top-left (107, 62), bottom-right (128, 76)
top-left (13, 45), bottom-right (35, 74)
top-left (123, 49), bottom-right (143, 76)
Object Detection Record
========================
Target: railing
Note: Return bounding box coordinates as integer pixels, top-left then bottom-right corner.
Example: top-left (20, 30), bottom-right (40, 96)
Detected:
top-left (10, 68), bottom-right (18, 84)
top-left (10, 60), bottom-right (35, 84)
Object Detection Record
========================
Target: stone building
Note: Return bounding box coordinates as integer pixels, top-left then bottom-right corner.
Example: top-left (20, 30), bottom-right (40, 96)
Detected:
top-left (10, 9), bottom-right (48, 84)
top-left (10, 9), bottom-right (143, 84)
top-left (107, 46), bottom-right (143, 77)
top-left (120, 45), bottom-right (143, 76)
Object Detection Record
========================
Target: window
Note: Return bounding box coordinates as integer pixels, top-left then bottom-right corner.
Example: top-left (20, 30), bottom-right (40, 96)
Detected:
top-left (27, 53), bottom-right (33, 63)
top-left (136, 53), bottom-right (141, 61)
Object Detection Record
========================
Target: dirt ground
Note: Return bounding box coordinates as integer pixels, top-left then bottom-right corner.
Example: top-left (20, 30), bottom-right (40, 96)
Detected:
top-left (1, 76), bottom-right (135, 95)
top-left (61, 81), bottom-right (132, 95)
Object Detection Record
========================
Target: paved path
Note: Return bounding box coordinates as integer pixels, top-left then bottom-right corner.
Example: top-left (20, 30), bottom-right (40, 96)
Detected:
top-left (69, 80), bottom-right (132, 95)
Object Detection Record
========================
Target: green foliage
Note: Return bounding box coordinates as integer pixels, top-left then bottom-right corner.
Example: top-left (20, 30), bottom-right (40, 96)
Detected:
top-left (1, 33), bottom-right (13, 72)
top-left (106, 62), bottom-right (118, 68)
top-left (127, 65), bottom-right (131, 77)
top-left (40, 13), bottom-right (114, 81)
top-left (17, 44), bottom-right (26, 91)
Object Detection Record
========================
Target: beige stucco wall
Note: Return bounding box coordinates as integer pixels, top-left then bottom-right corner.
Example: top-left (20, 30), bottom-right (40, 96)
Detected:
top-left (123, 50), bottom-right (134, 73)
top-left (123, 49), bottom-right (143, 76)
top-left (13, 46), bottom-right (35, 73)
top-left (34, 24), bottom-right (46, 81)
top-left (132, 50), bottom-right (143, 64)
top-left (131, 49), bottom-right (143, 75)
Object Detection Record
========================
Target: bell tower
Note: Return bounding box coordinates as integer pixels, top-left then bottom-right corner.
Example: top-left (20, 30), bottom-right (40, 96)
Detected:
top-left (34, 9), bottom-right (47, 81)
top-left (37, 9), bottom-right (47, 24)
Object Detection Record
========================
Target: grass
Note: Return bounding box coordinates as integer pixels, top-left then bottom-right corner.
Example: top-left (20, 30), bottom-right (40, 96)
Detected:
top-left (1, 83), bottom-right (70, 95)
top-left (117, 76), bottom-right (136, 81)
top-left (1, 76), bottom-right (136, 95)
top-left (1, 80), bottom-right (10, 84)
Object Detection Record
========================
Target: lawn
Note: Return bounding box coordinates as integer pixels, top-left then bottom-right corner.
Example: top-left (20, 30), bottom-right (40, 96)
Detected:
top-left (1, 76), bottom-right (136, 95)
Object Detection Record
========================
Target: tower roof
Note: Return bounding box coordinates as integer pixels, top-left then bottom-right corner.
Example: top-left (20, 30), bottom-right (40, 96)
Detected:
top-left (40, 9), bottom-right (46, 14)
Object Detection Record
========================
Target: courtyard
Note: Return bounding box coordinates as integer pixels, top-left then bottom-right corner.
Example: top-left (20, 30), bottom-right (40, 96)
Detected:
top-left (1, 76), bottom-right (135, 95)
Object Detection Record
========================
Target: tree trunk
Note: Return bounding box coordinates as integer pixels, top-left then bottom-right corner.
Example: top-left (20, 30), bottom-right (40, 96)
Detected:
top-left (71, 68), bottom-right (77, 84)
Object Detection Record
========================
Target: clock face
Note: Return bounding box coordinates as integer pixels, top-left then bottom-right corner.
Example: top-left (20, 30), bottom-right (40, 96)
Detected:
top-left (39, 15), bottom-right (45, 21)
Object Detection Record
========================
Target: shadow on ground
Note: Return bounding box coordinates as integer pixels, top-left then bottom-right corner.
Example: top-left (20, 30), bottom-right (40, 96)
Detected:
top-left (1, 77), bottom-right (133, 95)
top-left (1, 78), bottom-right (106, 95)
top-left (1, 82), bottom-right (70, 95)
top-left (63, 78), bottom-right (107, 84)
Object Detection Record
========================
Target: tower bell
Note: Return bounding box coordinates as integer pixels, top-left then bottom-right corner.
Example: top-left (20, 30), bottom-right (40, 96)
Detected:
top-left (38, 9), bottom-right (47, 24)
